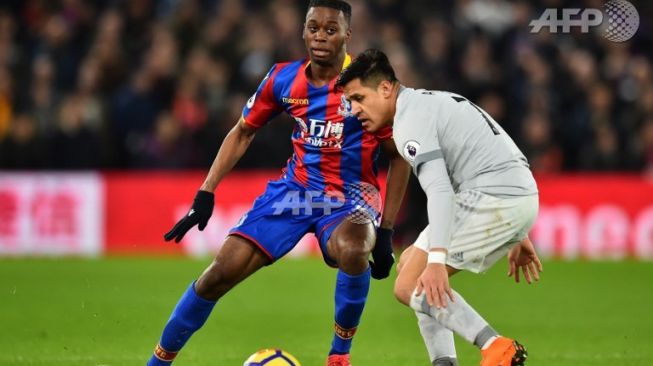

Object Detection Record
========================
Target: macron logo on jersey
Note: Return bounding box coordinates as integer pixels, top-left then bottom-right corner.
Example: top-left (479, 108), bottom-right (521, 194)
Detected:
top-left (188, 209), bottom-right (195, 217)
top-left (282, 97), bottom-right (309, 105)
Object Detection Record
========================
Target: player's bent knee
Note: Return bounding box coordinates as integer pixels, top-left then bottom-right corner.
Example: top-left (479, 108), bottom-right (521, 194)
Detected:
top-left (333, 238), bottom-right (370, 263)
top-left (393, 280), bottom-right (412, 307)
top-left (194, 235), bottom-right (268, 301)
top-left (340, 242), bottom-right (369, 260)
top-left (195, 261), bottom-right (240, 300)
top-left (396, 245), bottom-right (415, 274)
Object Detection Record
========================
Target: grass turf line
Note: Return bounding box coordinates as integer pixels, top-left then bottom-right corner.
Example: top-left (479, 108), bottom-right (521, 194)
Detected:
top-left (1, 257), bottom-right (652, 365)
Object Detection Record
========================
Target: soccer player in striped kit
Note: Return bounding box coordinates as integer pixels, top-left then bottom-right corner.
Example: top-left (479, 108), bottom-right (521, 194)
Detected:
top-left (146, 2), bottom-right (411, 366)
top-left (337, 49), bottom-right (542, 366)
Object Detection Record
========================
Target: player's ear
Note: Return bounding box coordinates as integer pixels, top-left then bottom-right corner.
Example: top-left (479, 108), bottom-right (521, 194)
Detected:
top-left (302, 23), bottom-right (306, 39)
top-left (345, 27), bottom-right (352, 41)
top-left (379, 80), bottom-right (392, 98)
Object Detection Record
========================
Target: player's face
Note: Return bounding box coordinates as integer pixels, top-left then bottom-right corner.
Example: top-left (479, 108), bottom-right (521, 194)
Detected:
top-left (303, 7), bottom-right (351, 66)
top-left (343, 79), bottom-right (394, 133)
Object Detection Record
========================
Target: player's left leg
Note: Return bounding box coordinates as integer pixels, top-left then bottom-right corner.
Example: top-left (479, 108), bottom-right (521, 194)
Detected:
top-left (395, 246), bottom-right (505, 362)
top-left (324, 219), bottom-right (375, 365)
top-left (147, 236), bottom-right (270, 366)
top-left (396, 192), bottom-right (538, 366)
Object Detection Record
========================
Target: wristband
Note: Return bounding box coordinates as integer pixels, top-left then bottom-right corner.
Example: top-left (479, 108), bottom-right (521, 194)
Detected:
top-left (427, 251), bottom-right (447, 264)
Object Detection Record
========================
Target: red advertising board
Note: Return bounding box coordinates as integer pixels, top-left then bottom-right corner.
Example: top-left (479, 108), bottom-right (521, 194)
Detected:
top-left (104, 171), bottom-right (390, 257)
top-left (1, 172), bottom-right (651, 259)
top-left (531, 175), bottom-right (653, 259)
top-left (0, 173), bottom-right (103, 256)
top-left (105, 171), bottom-right (286, 256)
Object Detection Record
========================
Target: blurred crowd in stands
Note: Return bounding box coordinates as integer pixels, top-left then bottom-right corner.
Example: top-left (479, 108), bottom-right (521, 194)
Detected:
top-left (1, 0), bottom-right (653, 174)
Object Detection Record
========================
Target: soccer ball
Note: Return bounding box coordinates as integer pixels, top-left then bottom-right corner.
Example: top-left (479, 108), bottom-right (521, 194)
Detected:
top-left (243, 348), bottom-right (301, 366)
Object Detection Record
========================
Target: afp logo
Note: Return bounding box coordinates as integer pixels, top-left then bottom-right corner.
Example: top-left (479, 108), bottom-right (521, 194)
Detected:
top-left (529, 0), bottom-right (639, 42)
top-left (403, 140), bottom-right (420, 162)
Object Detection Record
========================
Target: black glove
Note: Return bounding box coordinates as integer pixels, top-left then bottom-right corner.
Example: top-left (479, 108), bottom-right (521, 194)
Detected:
top-left (164, 190), bottom-right (214, 243)
top-left (369, 227), bottom-right (395, 279)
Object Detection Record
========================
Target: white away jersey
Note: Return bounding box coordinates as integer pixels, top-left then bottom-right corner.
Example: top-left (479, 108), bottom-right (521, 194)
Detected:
top-left (393, 86), bottom-right (538, 197)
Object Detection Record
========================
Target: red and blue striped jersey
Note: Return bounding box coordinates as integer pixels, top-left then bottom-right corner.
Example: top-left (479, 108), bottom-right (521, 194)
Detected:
top-left (242, 55), bottom-right (392, 194)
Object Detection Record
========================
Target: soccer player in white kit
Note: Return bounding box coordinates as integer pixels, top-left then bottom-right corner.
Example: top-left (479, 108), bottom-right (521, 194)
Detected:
top-left (336, 49), bottom-right (543, 366)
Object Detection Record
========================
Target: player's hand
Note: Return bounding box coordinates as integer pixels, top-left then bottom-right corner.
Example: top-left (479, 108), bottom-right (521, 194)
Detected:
top-left (164, 190), bottom-right (214, 243)
top-left (508, 237), bottom-right (543, 284)
top-left (369, 227), bottom-right (395, 279)
top-left (415, 262), bottom-right (454, 309)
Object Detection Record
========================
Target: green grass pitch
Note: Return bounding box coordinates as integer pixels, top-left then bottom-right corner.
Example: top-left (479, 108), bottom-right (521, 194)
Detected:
top-left (1, 257), bottom-right (652, 365)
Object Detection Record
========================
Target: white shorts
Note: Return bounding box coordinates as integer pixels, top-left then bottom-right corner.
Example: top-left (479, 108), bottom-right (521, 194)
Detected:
top-left (413, 190), bottom-right (539, 273)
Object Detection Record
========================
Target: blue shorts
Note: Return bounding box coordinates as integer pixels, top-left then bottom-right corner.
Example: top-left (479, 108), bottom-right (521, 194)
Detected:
top-left (229, 180), bottom-right (379, 266)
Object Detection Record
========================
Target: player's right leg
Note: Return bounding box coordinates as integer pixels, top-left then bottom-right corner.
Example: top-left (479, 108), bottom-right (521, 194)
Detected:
top-left (395, 244), bottom-right (459, 366)
top-left (147, 235), bottom-right (270, 366)
top-left (147, 180), bottom-right (313, 365)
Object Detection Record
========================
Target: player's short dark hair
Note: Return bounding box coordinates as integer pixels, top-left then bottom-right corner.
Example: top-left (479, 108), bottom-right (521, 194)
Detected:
top-left (308, 0), bottom-right (352, 25)
top-left (336, 49), bottom-right (398, 89)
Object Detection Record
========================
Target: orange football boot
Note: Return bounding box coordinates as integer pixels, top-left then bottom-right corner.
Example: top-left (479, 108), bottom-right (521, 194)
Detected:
top-left (480, 337), bottom-right (527, 366)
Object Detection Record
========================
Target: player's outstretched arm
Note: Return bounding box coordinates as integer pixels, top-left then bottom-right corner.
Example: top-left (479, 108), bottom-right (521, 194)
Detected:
top-left (163, 118), bottom-right (257, 243)
top-left (199, 118), bottom-right (257, 192)
top-left (507, 236), bottom-right (543, 284)
top-left (369, 139), bottom-right (411, 279)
